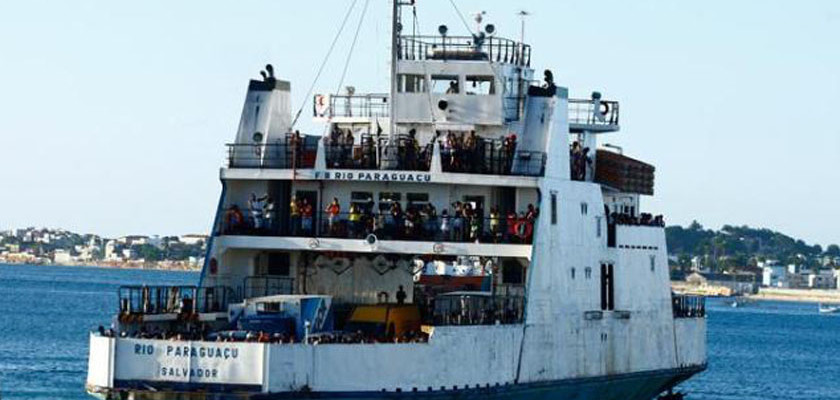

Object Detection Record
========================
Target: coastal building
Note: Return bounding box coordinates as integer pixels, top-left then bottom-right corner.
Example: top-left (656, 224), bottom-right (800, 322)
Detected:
top-left (52, 249), bottom-right (72, 265)
top-left (686, 271), bottom-right (759, 295)
top-left (807, 270), bottom-right (836, 289)
top-left (762, 263), bottom-right (788, 288)
top-left (178, 234), bottom-right (207, 245)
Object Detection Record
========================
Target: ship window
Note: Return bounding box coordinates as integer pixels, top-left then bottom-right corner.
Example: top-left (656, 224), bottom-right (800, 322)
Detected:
top-left (571, 267), bottom-right (576, 280)
top-left (580, 202), bottom-right (588, 215)
top-left (398, 74), bottom-right (426, 93)
top-left (407, 193), bottom-right (429, 203)
top-left (351, 192), bottom-right (374, 213)
top-left (596, 216), bottom-right (602, 237)
top-left (431, 75), bottom-right (459, 94)
top-left (465, 75), bottom-right (495, 95)
top-left (585, 267), bottom-right (592, 279)
top-left (550, 193), bottom-right (558, 225)
top-left (600, 263), bottom-right (615, 311)
top-left (378, 192), bottom-right (402, 211)
top-left (650, 255), bottom-right (656, 272)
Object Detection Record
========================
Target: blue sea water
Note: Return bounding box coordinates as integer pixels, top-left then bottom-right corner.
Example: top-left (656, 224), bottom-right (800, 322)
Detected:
top-left (1, 263), bottom-right (839, 399)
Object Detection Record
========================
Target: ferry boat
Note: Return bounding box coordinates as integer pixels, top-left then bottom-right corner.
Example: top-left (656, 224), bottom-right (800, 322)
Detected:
top-left (85, 2), bottom-right (707, 399)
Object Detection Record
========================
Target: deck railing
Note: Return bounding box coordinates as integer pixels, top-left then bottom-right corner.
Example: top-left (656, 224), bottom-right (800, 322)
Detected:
top-left (242, 276), bottom-right (295, 299)
top-left (222, 210), bottom-right (536, 245)
top-left (118, 285), bottom-right (236, 316)
top-left (399, 35), bottom-right (531, 67)
top-left (420, 294), bottom-right (525, 326)
top-left (568, 98), bottom-right (620, 128)
top-left (673, 294), bottom-right (706, 318)
top-left (313, 93), bottom-right (389, 119)
top-left (226, 143), bottom-right (317, 169)
top-left (324, 134), bottom-right (433, 171)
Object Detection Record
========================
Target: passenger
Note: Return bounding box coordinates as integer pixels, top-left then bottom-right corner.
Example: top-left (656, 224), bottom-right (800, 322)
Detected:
top-left (446, 80), bottom-right (459, 94)
top-left (289, 196), bottom-right (300, 236)
top-left (396, 285), bottom-right (407, 305)
top-left (541, 69), bottom-right (557, 96)
top-left (503, 134), bottom-right (517, 173)
top-left (325, 198), bottom-right (341, 235)
top-left (440, 209), bottom-right (451, 240)
top-left (469, 215), bottom-right (481, 243)
top-left (348, 204), bottom-right (362, 238)
top-left (489, 207), bottom-right (501, 242)
top-left (404, 207), bottom-right (417, 237)
top-left (390, 202), bottom-right (404, 239)
top-left (505, 210), bottom-right (518, 242)
top-left (452, 202), bottom-right (464, 241)
top-left (301, 198), bottom-right (314, 234)
top-left (526, 204), bottom-right (538, 221)
top-left (423, 203), bottom-right (438, 235)
top-left (405, 129), bottom-right (418, 170)
top-left (581, 147), bottom-right (592, 181)
top-left (343, 129), bottom-right (355, 167)
top-left (224, 205), bottom-right (245, 234)
top-left (464, 131), bottom-right (477, 172)
top-left (570, 141), bottom-right (582, 180)
top-left (249, 193), bottom-right (266, 231)
top-left (263, 196), bottom-right (276, 234)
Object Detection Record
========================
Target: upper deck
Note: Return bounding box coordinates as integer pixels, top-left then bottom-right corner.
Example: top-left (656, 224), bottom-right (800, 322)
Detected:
top-left (225, 93), bottom-right (618, 186)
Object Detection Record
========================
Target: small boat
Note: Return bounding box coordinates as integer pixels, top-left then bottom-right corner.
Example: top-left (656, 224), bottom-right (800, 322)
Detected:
top-left (818, 303), bottom-right (840, 314)
top-left (731, 296), bottom-right (753, 308)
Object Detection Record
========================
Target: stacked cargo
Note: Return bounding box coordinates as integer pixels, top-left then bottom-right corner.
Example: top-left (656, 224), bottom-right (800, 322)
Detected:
top-left (594, 149), bottom-right (655, 195)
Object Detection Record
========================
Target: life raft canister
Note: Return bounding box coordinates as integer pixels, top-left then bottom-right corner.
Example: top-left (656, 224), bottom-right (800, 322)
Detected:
top-left (314, 94), bottom-right (330, 117)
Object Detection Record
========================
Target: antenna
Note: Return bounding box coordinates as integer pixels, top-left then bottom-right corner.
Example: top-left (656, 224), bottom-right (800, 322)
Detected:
top-left (517, 10), bottom-right (530, 45)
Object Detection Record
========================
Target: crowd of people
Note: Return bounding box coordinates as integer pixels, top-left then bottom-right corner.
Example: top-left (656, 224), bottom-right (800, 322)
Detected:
top-left (320, 127), bottom-right (525, 175)
top-left (222, 193), bottom-right (278, 235)
top-left (314, 199), bottom-right (539, 244)
top-left (609, 212), bottom-right (665, 227)
top-left (324, 128), bottom-right (431, 171)
top-left (570, 141), bottom-right (592, 181)
top-left (440, 131), bottom-right (518, 175)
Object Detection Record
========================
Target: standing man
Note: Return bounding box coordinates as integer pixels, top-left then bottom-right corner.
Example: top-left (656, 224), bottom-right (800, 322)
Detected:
top-left (396, 285), bottom-right (407, 305)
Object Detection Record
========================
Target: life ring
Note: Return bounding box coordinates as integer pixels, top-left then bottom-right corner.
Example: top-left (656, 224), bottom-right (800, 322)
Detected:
top-left (599, 102), bottom-right (610, 116)
top-left (515, 221), bottom-right (533, 239)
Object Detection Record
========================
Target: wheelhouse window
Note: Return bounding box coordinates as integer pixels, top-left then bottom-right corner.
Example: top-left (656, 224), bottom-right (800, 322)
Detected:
top-left (465, 75), bottom-right (495, 95)
top-left (551, 193), bottom-right (558, 225)
top-left (431, 75), bottom-right (459, 94)
top-left (398, 74), bottom-right (426, 93)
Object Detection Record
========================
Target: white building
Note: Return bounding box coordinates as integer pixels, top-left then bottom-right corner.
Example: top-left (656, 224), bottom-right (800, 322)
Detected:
top-left (808, 270), bottom-right (836, 289)
top-left (179, 234), bottom-right (207, 246)
top-left (762, 263), bottom-right (788, 288)
top-left (53, 249), bottom-right (72, 265)
top-left (104, 240), bottom-right (119, 261)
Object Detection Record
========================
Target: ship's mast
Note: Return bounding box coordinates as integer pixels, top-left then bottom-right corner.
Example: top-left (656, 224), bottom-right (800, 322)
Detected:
top-left (389, 0), bottom-right (401, 139)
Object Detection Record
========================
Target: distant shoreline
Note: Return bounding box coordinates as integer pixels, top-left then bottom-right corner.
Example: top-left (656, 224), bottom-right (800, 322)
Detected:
top-left (750, 288), bottom-right (840, 304)
top-left (672, 282), bottom-right (840, 304)
top-left (0, 260), bottom-right (200, 273)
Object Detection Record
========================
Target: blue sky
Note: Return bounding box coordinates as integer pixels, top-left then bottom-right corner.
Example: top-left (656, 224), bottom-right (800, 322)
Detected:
top-left (0, 0), bottom-right (838, 246)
